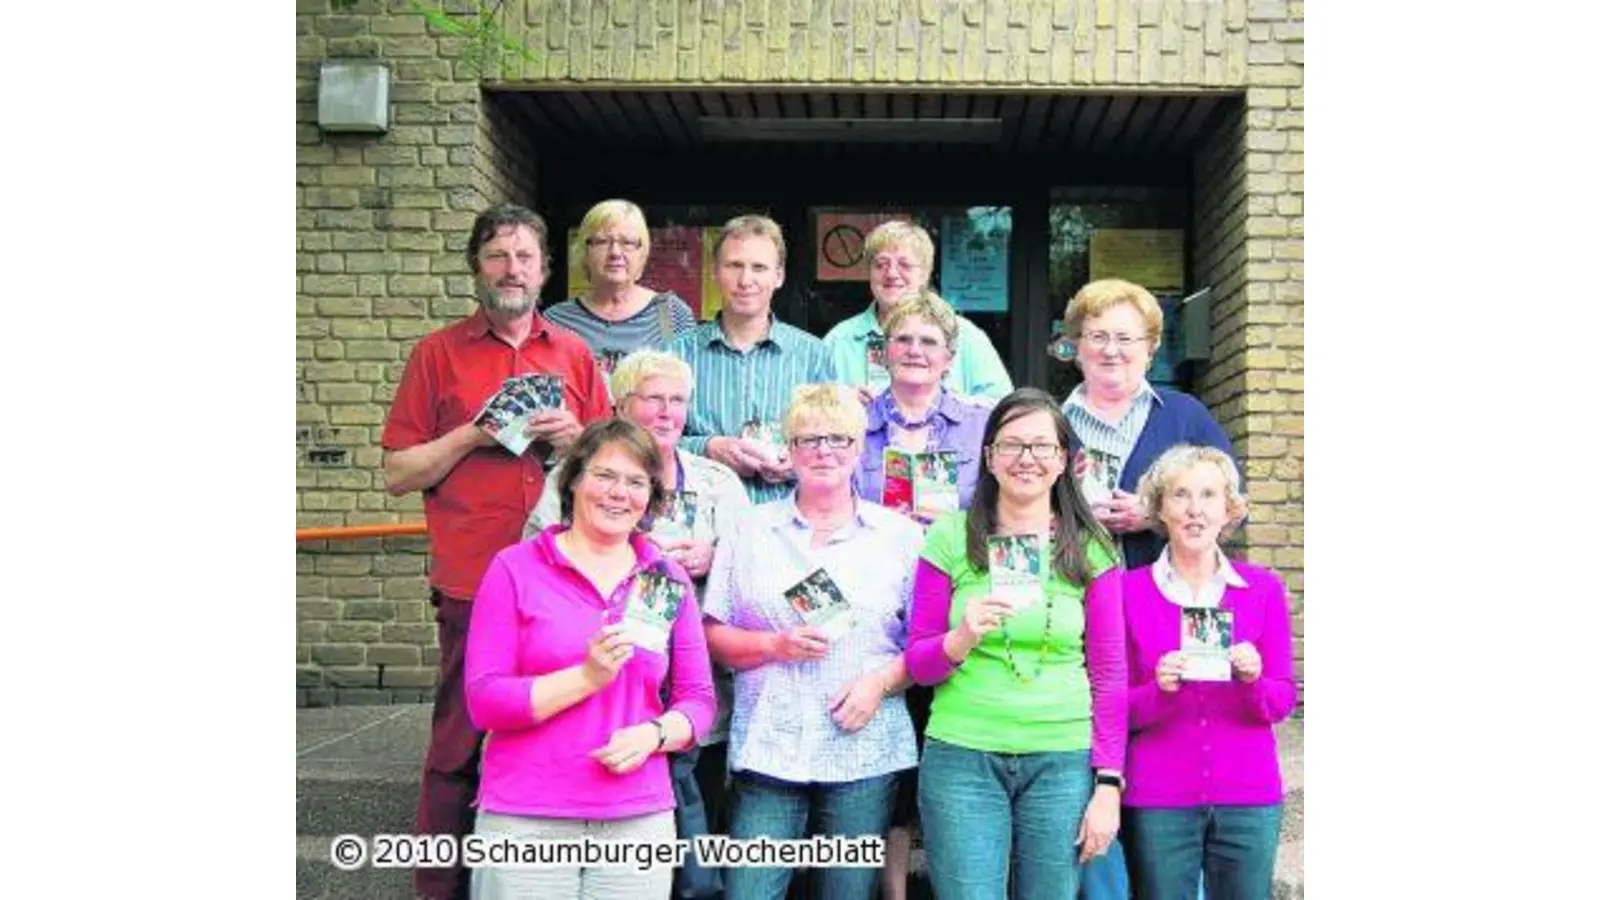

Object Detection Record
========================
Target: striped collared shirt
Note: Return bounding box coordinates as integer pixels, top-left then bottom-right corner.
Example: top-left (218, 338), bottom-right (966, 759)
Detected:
top-left (1061, 380), bottom-right (1162, 484)
top-left (1151, 544), bottom-right (1250, 609)
top-left (666, 315), bottom-right (839, 505)
top-left (701, 493), bottom-right (924, 784)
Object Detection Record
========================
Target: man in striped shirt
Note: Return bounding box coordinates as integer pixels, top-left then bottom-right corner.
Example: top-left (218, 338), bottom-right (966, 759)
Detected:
top-left (666, 215), bottom-right (839, 505)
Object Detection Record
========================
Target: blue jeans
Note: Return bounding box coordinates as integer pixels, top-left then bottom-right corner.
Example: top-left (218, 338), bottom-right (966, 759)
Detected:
top-left (1123, 805), bottom-right (1282, 900)
top-left (724, 769), bottom-right (898, 900)
top-left (918, 738), bottom-right (1094, 900)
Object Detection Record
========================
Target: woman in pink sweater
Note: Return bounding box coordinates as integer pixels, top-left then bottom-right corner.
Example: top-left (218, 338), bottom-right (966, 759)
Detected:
top-left (464, 418), bottom-right (715, 900)
top-left (1120, 445), bottom-right (1296, 900)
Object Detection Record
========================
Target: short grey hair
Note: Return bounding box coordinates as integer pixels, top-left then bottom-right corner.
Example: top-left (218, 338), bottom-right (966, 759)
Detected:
top-left (1136, 444), bottom-right (1249, 540)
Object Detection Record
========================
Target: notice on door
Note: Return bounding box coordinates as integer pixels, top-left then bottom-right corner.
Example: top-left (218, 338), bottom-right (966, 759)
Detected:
top-left (939, 212), bottom-right (1010, 313)
top-left (815, 211), bottom-right (911, 281)
top-left (1088, 230), bottom-right (1186, 292)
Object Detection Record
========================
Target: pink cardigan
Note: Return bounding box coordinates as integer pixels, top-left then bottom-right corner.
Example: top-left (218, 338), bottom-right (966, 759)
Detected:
top-left (464, 527), bottom-right (715, 819)
top-left (1121, 560), bottom-right (1297, 808)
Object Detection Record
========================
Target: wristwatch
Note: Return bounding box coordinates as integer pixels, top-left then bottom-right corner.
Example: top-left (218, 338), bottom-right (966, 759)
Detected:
top-left (1094, 771), bottom-right (1126, 791)
top-left (651, 718), bottom-right (668, 751)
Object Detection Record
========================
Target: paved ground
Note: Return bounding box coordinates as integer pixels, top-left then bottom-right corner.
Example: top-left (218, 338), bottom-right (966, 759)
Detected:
top-left (297, 705), bottom-right (1302, 899)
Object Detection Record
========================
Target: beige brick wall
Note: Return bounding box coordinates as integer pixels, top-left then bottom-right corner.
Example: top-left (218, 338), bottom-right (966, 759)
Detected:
top-left (296, 0), bottom-right (1304, 705)
top-left (296, 0), bottom-right (539, 705)
top-left (491, 0), bottom-right (1257, 87)
top-left (1191, 0), bottom-right (1304, 690)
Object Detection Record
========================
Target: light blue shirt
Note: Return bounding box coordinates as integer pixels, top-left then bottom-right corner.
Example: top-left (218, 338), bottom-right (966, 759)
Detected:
top-left (667, 315), bottom-right (840, 505)
top-left (822, 304), bottom-right (1015, 402)
top-left (701, 493), bottom-right (924, 783)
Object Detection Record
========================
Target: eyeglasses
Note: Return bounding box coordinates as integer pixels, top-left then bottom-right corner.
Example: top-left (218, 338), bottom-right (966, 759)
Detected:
top-left (889, 334), bottom-right (947, 352)
top-left (791, 434), bottom-right (856, 451)
top-left (630, 393), bottom-right (689, 412)
top-left (989, 440), bottom-right (1064, 460)
top-left (585, 466), bottom-right (652, 495)
top-left (1080, 331), bottom-right (1150, 350)
top-left (586, 236), bottom-right (644, 252)
top-left (872, 257), bottom-right (923, 275)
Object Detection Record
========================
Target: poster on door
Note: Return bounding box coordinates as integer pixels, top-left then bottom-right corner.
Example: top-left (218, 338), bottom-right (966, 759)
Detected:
top-left (938, 212), bottom-right (1010, 313)
top-left (567, 226), bottom-right (724, 321)
top-left (815, 211), bottom-right (912, 281)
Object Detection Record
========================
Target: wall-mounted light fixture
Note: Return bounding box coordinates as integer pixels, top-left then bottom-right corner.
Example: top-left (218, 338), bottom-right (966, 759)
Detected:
top-left (317, 61), bottom-right (391, 134)
top-left (698, 117), bottom-right (1003, 145)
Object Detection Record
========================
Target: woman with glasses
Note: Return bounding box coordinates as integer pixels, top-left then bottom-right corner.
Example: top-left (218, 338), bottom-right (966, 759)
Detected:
top-left (464, 418), bottom-right (716, 900)
top-left (1053, 279), bottom-right (1240, 900)
top-left (1120, 445), bottom-right (1295, 900)
top-left (848, 288), bottom-right (990, 900)
top-left (905, 387), bottom-right (1127, 900)
top-left (1054, 278), bottom-right (1237, 574)
top-left (701, 384), bottom-right (926, 900)
top-left (823, 220), bottom-right (1013, 404)
top-left (523, 349), bottom-right (750, 899)
top-left (544, 199), bottom-right (698, 393)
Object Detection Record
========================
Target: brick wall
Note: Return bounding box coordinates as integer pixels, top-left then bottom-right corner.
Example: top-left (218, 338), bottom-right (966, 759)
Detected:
top-left (296, 0), bottom-right (1304, 705)
top-left (296, 0), bottom-right (538, 706)
top-left (1191, 0), bottom-right (1304, 691)
top-left (490, 0), bottom-right (1257, 87)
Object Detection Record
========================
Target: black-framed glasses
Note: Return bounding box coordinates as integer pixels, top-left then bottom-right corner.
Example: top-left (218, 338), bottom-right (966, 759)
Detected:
top-left (988, 440), bottom-right (1063, 460)
top-left (791, 433), bottom-right (855, 451)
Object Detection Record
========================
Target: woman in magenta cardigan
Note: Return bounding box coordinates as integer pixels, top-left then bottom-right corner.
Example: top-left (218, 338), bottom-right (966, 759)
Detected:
top-left (464, 418), bottom-right (716, 900)
top-left (1120, 444), bottom-right (1297, 900)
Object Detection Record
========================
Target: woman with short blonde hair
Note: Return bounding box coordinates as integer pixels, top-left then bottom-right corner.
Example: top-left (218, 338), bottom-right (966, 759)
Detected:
top-left (544, 199), bottom-right (697, 390)
top-left (702, 382), bottom-right (926, 900)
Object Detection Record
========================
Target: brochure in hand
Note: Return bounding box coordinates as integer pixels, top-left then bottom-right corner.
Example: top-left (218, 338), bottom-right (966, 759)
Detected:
top-left (882, 448), bottom-right (960, 520)
top-left (1179, 607), bottom-right (1234, 681)
top-left (619, 568), bottom-right (687, 655)
top-left (988, 534), bottom-right (1046, 611)
top-left (473, 374), bottom-right (564, 457)
top-left (784, 567), bottom-right (855, 641)
top-left (652, 490), bottom-right (699, 543)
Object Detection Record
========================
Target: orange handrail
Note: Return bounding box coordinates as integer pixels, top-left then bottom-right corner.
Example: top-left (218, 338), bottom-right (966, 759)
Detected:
top-left (296, 522), bottom-right (428, 542)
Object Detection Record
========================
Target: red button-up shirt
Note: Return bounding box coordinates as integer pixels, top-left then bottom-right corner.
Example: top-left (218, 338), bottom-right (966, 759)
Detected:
top-left (383, 309), bottom-right (610, 600)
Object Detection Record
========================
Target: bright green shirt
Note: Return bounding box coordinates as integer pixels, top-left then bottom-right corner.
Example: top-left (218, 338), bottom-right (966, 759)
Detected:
top-left (920, 511), bottom-right (1117, 754)
top-left (822, 305), bottom-right (1014, 402)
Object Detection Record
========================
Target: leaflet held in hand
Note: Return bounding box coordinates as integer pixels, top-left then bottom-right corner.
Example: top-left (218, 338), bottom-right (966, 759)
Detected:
top-left (1075, 447), bottom-right (1124, 506)
top-left (1179, 607), bottom-right (1234, 682)
top-left (619, 569), bottom-right (687, 655)
top-left (784, 568), bottom-right (855, 641)
top-left (883, 448), bottom-right (960, 520)
top-left (652, 490), bottom-right (699, 543)
top-left (473, 374), bottom-right (564, 457)
top-left (988, 534), bottom-right (1046, 610)
top-left (865, 333), bottom-right (891, 393)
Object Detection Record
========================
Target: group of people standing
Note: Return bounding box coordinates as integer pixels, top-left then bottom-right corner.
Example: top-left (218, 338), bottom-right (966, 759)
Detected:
top-left (379, 200), bottom-right (1297, 900)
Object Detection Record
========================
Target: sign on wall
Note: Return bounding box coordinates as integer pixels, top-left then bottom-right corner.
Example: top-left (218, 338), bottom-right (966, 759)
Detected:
top-left (1087, 229), bottom-right (1186, 291)
top-left (814, 211), bottom-right (911, 281)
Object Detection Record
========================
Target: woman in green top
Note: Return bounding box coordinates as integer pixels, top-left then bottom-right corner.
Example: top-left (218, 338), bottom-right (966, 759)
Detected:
top-left (903, 387), bottom-right (1128, 900)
